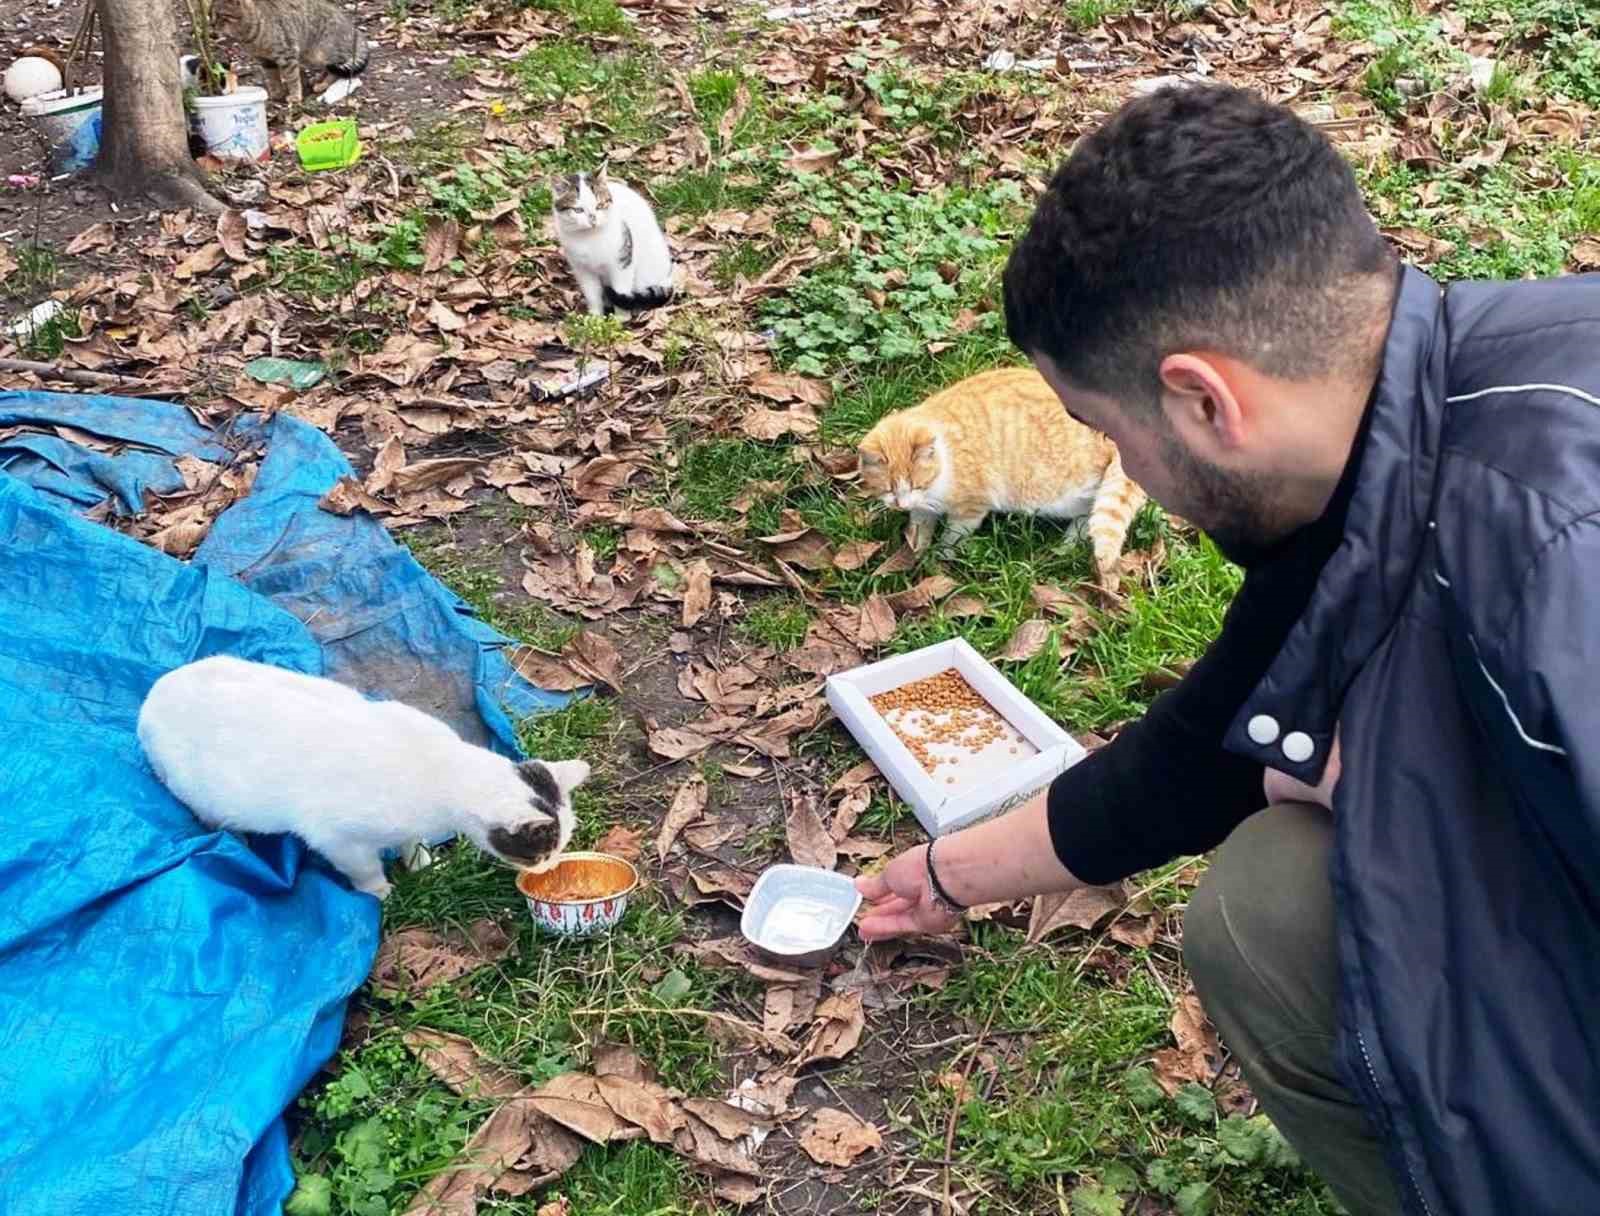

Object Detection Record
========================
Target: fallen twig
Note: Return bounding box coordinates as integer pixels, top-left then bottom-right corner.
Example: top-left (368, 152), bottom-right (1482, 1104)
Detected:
top-left (0, 357), bottom-right (150, 390)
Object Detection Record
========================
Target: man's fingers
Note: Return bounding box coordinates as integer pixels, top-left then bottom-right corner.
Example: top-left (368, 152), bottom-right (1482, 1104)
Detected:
top-left (857, 907), bottom-right (925, 941)
top-left (855, 871), bottom-right (893, 902)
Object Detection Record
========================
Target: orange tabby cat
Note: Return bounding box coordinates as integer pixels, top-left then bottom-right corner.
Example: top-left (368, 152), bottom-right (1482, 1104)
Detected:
top-left (856, 366), bottom-right (1145, 589)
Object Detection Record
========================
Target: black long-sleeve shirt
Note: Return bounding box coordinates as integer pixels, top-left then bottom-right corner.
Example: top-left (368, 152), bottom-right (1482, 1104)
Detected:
top-left (1046, 412), bottom-right (1370, 885)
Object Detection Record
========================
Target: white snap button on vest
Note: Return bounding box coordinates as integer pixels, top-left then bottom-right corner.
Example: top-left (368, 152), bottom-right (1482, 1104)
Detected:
top-left (1247, 714), bottom-right (1280, 745)
top-left (1282, 732), bottom-right (1315, 763)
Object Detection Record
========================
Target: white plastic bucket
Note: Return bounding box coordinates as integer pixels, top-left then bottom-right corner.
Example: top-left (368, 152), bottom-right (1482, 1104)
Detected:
top-left (189, 87), bottom-right (270, 163)
top-left (19, 88), bottom-right (103, 175)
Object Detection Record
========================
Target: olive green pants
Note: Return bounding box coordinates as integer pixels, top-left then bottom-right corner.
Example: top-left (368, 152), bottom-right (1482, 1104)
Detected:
top-left (1183, 803), bottom-right (1403, 1216)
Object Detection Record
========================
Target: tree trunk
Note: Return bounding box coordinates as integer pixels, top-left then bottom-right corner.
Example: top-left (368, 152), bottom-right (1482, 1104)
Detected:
top-left (96, 0), bottom-right (221, 211)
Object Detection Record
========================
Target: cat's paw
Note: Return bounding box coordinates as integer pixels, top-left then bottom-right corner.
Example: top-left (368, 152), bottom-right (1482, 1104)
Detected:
top-left (357, 876), bottom-right (393, 900)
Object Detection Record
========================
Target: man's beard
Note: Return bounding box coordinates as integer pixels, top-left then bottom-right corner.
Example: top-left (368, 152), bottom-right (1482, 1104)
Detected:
top-left (1158, 430), bottom-right (1291, 568)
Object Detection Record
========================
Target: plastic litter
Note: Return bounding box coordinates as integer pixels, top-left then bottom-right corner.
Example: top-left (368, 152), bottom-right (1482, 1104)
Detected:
top-left (296, 118), bottom-right (361, 171)
top-left (6, 298), bottom-right (64, 340)
top-left (536, 360), bottom-right (612, 400)
top-left (244, 355), bottom-right (328, 389)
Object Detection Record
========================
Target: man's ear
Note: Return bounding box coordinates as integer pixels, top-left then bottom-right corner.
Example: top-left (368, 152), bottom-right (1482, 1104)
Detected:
top-left (1158, 353), bottom-right (1248, 455)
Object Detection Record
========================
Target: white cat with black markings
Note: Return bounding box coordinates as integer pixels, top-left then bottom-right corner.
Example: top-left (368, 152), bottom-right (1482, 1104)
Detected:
top-left (551, 168), bottom-right (675, 316)
top-left (136, 656), bottom-right (587, 900)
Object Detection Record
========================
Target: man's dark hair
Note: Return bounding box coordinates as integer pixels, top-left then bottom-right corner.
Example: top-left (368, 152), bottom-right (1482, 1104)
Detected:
top-left (1003, 84), bottom-right (1395, 408)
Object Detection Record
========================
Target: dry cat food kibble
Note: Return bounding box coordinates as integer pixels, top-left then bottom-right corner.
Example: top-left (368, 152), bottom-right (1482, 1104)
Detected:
top-left (869, 668), bottom-right (1034, 780)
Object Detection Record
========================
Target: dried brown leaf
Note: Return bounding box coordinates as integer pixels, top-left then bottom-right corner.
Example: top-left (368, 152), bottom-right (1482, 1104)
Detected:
top-left (66, 223), bottom-right (116, 255)
top-left (682, 558), bottom-right (713, 627)
top-left (797, 991), bottom-right (864, 1067)
top-left (648, 725), bottom-right (714, 761)
top-left (217, 210), bottom-right (250, 262)
top-left (884, 574), bottom-right (957, 612)
top-left (747, 371), bottom-right (831, 407)
top-left (594, 824), bottom-right (644, 861)
top-left (509, 646), bottom-right (588, 692)
top-left (595, 1073), bottom-right (686, 1144)
top-left (424, 218), bottom-right (463, 274)
top-left (785, 790), bottom-right (836, 869)
top-left (371, 919), bottom-right (515, 995)
top-left (404, 1029), bottom-right (527, 1100)
top-left (173, 242), bottom-right (225, 280)
top-left (390, 456), bottom-right (483, 494)
top-left (830, 785), bottom-right (870, 843)
top-left (673, 1111), bottom-right (761, 1176)
top-left (528, 1072), bottom-right (640, 1145)
top-left (872, 543), bottom-right (919, 576)
top-left (996, 618), bottom-right (1052, 662)
top-left (658, 773), bottom-right (709, 861)
top-left (787, 146), bottom-right (841, 174)
top-left (854, 594), bottom-right (897, 646)
top-left (739, 405), bottom-right (820, 440)
top-left (593, 1042), bottom-right (653, 1082)
top-left (561, 630), bottom-right (623, 692)
top-left (831, 539), bottom-right (882, 571)
top-left (1026, 885), bottom-right (1127, 944)
top-left (1109, 915), bottom-right (1158, 949)
top-left (797, 1107), bottom-right (880, 1166)
top-left (758, 528), bottom-right (833, 571)
top-left (683, 1096), bottom-right (769, 1141)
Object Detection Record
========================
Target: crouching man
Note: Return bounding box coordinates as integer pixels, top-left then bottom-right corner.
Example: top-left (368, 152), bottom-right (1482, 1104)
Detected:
top-left (857, 82), bottom-right (1600, 1216)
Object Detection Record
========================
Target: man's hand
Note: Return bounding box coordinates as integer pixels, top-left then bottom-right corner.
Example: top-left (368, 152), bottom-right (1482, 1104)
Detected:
top-left (1263, 726), bottom-right (1341, 809)
top-left (855, 846), bottom-right (963, 942)
top-left (852, 792), bottom-right (1085, 942)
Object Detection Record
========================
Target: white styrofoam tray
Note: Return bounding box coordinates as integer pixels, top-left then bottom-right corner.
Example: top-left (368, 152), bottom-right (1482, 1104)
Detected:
top-left (825, 637), bottom-right (1086, 837)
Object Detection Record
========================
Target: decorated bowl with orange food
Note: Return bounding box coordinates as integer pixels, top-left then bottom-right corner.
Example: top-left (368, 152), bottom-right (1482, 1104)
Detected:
top-left (516, 851), bottom-right (639, 937)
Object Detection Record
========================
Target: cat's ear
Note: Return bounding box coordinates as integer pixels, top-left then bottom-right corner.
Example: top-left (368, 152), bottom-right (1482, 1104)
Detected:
top-left (913, 442), bottom-right (938, 463)
top-left (541, 758), bottom-right (592, 794)
top-left (858, 448), bottom-right (883, 467)
top-left (595, 163), bottom-right (609, 185)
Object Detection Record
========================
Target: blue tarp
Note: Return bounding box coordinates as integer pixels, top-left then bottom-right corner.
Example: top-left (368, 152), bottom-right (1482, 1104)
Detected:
top-left (0, 392), bottom-right (568, 1213)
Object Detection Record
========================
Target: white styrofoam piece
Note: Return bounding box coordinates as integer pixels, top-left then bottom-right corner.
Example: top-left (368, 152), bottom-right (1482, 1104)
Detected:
top-left (825, 637), bottom-right (1085, 837)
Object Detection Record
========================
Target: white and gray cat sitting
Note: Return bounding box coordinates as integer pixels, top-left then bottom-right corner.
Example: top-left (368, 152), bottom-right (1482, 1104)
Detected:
top-left (137, 656), bottom-right (587, 900)
top-left (551, 168), bottom-right (675, 317)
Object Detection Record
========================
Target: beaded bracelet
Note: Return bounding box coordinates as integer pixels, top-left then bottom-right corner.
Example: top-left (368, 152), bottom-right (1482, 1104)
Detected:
top-left (925, 838), bottom-right (968, 916)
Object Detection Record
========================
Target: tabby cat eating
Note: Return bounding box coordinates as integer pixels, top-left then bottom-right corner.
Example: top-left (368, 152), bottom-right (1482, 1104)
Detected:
top-left (856, 366), bottom-right (1146, 591)
top-left (213, 0), bottom-right (370, 105)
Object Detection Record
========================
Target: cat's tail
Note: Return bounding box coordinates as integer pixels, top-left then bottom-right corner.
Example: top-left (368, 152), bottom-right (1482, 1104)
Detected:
top-left (603, 283), bottom-right (674, 312)
top-left (328, 32), bottom-right (372, 79)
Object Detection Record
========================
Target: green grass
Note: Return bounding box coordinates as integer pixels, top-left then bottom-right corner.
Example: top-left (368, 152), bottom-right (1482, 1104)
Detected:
top-left (913, 929), bottom-right (1342, 1215)
top-left (712, 241), bottom-right (781, 288)
top-left (519, 0), bottom-right (633, 36)
top-left (265, 244), bottom-right (372, 301)
top-left (1459, 0), bottom-right (1600, 104)
top-left (671, 438), bottom-right (799, 522)
top-left (291, 865), bottom-right (733, 1216)
top-left (736, 595), bottom-right (812, 650)
top-left (511, 41), bottom-right (665, 167)
top-left (4, 241), bottom-right (59, 303)
top-left (403, 529), bottom-right (577, 653)
top-left (288, 1035), bottom-right (485, 1216)
top-left (762, 165), bottom-right (1023, 376)
top-left (1358, 153), bottom-right (1600, 280)
top-left (15, 304), bottom-right (80, 360)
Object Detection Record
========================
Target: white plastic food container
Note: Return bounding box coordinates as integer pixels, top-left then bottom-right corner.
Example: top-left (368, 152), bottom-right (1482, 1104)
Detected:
top-left (825, 637), bottom-right (1086, 837)
top-left (742, 864), bottom-right (861, 967)
top-left (190, 87), bottom-right (270, 163)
